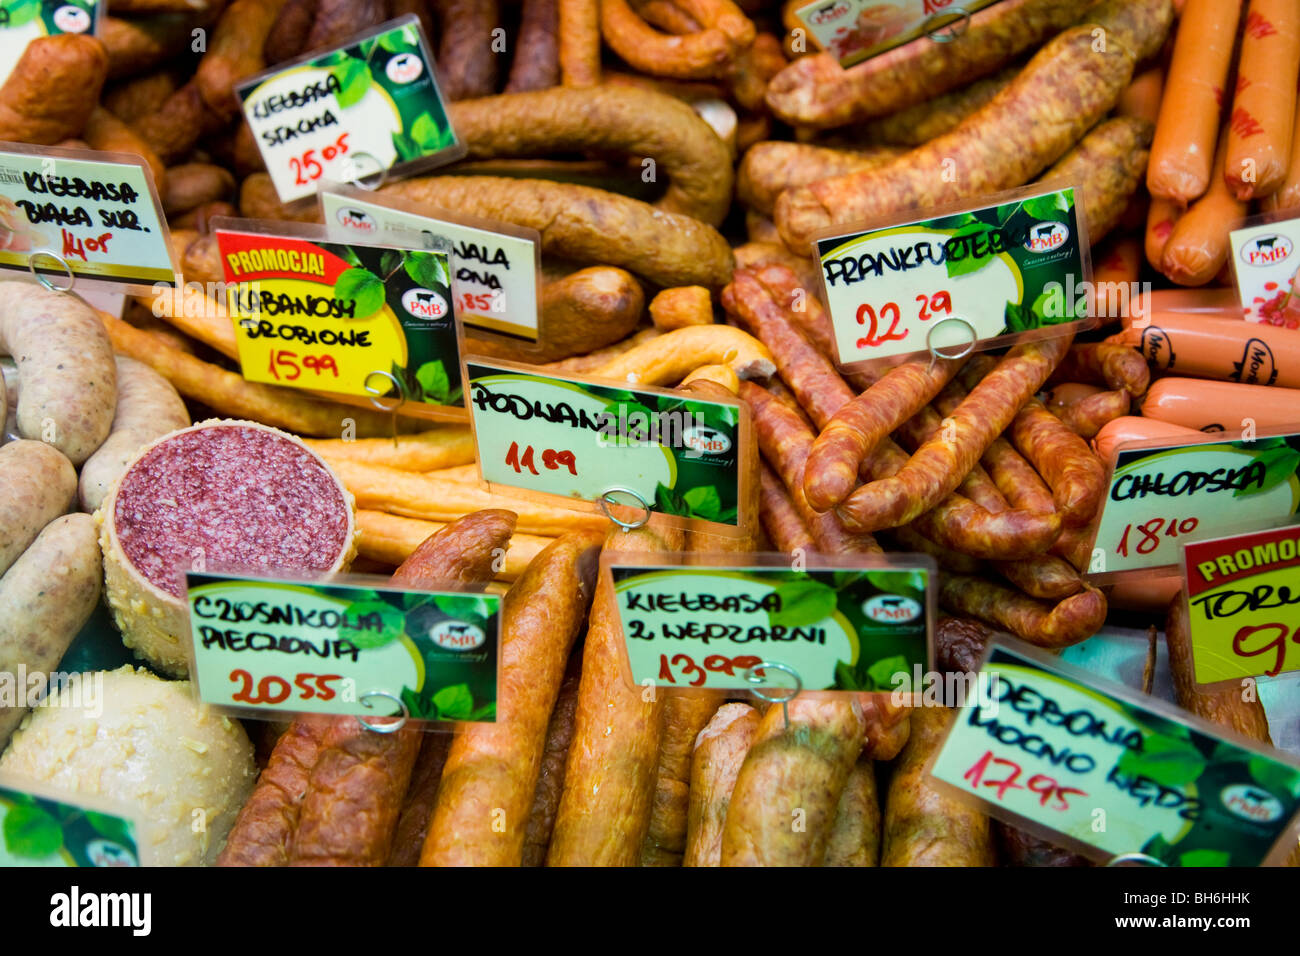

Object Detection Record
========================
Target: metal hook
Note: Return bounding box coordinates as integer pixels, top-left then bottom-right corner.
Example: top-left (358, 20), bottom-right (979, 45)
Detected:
top-left (345, 151), bottom-right (387, 192)
top-left (924, 6), bottom-right (971, 42)
top-left (357, 690), bottom-right (409, 733)
top-left (1104, 852), bottom-right (1167, 867)
top-left (926, 316), bottom-right (978, 371)
top-left (364, 369), bottom-right (408, 445)
top-left (27, 249), bottom-right (75, 293)
top-left (744, 660), bottom-right (802, 729)
top-left (598, 486), bottom-right (652, 531)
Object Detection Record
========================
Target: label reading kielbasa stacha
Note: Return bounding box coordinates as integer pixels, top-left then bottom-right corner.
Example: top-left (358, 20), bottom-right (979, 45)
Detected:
top-left (928, 643), bottom-right (1300, 867)
top-left (793, 0), bottom-right (1005, 68)
top-left (215, 225), bottom-right (464, 415)
top-left (813, 185), bottom-right (1091, 368)
top-left (0, 0), bottom-right (101, 87)
top-left (1087, 430), bottom-right (1300, 577)
top-left (235, 15), bottom-right (463, 205)
top-left (605, 557), bottom-right (932, 693)
top-left (0, 777), bottom-right (139, 867)
top-left (187, 573), bottom-right (500, 723)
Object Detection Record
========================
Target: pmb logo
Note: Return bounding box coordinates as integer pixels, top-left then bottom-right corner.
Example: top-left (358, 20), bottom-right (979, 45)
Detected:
top-left (429, 620), bottom-right (486, 651)
top-left (682, 424), bottom-right (732, 455)
top-left (862, 594), bottom-right (922, 624)
top-left (1241, 234), bottom-right (1293, 266)
top-left (336, 207), bottom-right (377, 233)
top-left (1024, 221), bottom-right (1070, 253)
top-left (386, 52), bottom-right (424, 85)
top-left (402, 287), bottom-right (448, 318)
top-left (808, 1), bottom-right (851, 25)
top-left (1220, 784), bottom-right (1284, 824)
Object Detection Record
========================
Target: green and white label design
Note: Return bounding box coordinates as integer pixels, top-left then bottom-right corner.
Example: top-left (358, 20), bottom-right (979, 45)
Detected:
top-left (1228, 216), bottom-right (1300, 324)
top-left (794, 0), bottom-right (1004, 68)
top-left (930, 645), bottom-right (1300, 867)
top-left (1090, 433), bottom-right (1300, 575)
top-left (0, 784), bottom-right (138, 867)
top-left (466, 362), bottom-right (744, 526)
top-left (0, 147), bottom-right (174, 287)
top-left (0, 0), bottom-right (100, 87)
top-left (321, 188), bottom-right (540, 342)
top-left (237, 16), bottom-right (458, 204)
top-left (187, 573), bottom-right (499, 723)
top-left (609, 565), bottom-right (929, 691)
top-left (816, 187), bottom-right (1087, 365)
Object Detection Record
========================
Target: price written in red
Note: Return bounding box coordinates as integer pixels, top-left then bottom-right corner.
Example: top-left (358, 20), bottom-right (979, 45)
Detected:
top-left (289, 132), bottom-right (350, 186)
top-left (657, 652), bottom-right (764, 687)
top-left (229, 669), bottom-right (343, 706)
top-left (856, 291), bottom-right (953, 349)
top-left (963, 749), bottom-right (1086, 811)
top-left (1115, 516), bottom-right (1199, 559)
top-left (265, 349), bottom-right (341, 381)
top-left (504, 441), bottom-right (577, 476)
top-left (458, 292), bottom-right (502, 314)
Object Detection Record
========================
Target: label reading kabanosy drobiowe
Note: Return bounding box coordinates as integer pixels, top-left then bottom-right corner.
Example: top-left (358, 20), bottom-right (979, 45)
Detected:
top-left (466, 361), bottom-right (746, 529)
top-left (608, 563), bottom-right (931, 691)
top-left (815, 186), bottom-right (1089, 366)
top-left (1089, 431), bottom-right (1300, 576)
top-left (794, 0), bottom-right (1005, 68)
top-left (0, 0), bottom-right (100, 87)
top-left (929, 643), bottom-right (1300, 867)
top-left (236, 16), bottom-right (461, 204)
top-left (0, 780), bottom-right (138, 867)
top-left (187, 573), bottom-right (499, 723)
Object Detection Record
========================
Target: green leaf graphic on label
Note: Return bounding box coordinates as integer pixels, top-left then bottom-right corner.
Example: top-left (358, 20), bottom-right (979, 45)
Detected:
top-left (682, 485), bottom-right (722, 521)
top-left (655, 482), bottom-right (688, 517)
top-left (1023, 192), bottom-right (1070, 221)
top-left (1005, 299), bottom-right (1033, 332)
top-left (1178, 849), bottom-right (1231, 868)
top-left (433, 683), bottom-right (474, 720)
top-left (865, 570), bottom-right (924, 599)
top-left (867, 654), bottom-right (909, 691)
top-left (85, 811), bottom-right (133, 847)
top-left (392, 130), bottom-right (421, 162)
top-left (1, 0), bottom-right (40, 29)
top-left (411, 113), bottom-right (449, 151)
top-left (469, 701), bottom-right (497, 721)
top-left (1116, 733), bottom-right (1207, 787)
top-left (3, 803), bottom-right (62, 859)
top-left (334, 267), bottom-right (386, 318)
top-left (769, 579), bottom-right (838, 628)
top-left (945, 222), bottom-right (997, 279)
top-left (835, 660), bottom-right (863, 691)
top-left (416, 360), bottom-right (450, 403)
top-left (378, 26), bottom-right (417, 53)
top-left (404, 250), bottom-right (448, 289)
top-left (342, 600), bottom-right (406, 649)
top-left (1249, 756), bottom-right (1300, 799)
top-left (1235, 446), bottom-right (1300, 498)
top-left (331, 57), bottom-right (372, 110)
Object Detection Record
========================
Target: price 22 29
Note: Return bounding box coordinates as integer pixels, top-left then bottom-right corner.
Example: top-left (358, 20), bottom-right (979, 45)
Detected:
top-left (856, 291), bottom-right (953, 349)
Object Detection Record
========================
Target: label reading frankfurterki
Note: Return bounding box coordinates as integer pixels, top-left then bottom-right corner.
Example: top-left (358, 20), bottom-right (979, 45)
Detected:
top-left (816, 187), bottom-right (1088, 366)
top-left (0, 782), bottom-right (138, 867)
top-left (1090, 432), bottom-right (1300, 575)
top-left (1183, 524), bottom-right (1300, 684)
top-left (466, 361), bottom-right (744, 527)
top-left (609, 565), bottom-right (929, 691)
top-left (0, 145), bottom-right (174, 288)
top-left (794, 0), bottom-right (1004, 68)
top-left (0, 0), bottom-right (100, 87)
top-left (187, 573), bottom-right (499, 722)
top-left (236, 17), bottom-right (460, 204)
top-left (930, 644), bottom-right (1300, 867)
top-left (216, 228), bottom-right (461, 409)
top-left (1229, 215), bottom-right (1300, 325)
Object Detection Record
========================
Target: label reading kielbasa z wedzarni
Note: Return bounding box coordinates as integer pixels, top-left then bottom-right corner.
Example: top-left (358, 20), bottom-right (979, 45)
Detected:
top-left (235, 16), bottom-right (461, 205)
top-left (465, 361), bottom-right (748, 529)
top-left (216, 227), bottom-right (463, 411)
top-left (0, 779), bottom-right (139, 867)
top-left (793, 0), bottom-right (1005, 68)
top-left (1182, 523), bottom-right (1300, 685)
top-left (607, 563), bottom-right (930, 692)
top-left (186, 573), bottom-right (500, 723)
top-left (0, 145), bottom-right (175, 288)
top-left (928, 643), bottom-right (1300, 867)
top-left (1088, 431), bottom-right (1300, 576)
top-left (814, 186), bottom-right (1089, 366)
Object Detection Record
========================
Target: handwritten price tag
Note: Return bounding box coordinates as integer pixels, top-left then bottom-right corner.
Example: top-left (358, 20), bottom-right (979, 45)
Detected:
top-left (793, 0), bottom-right (1005, 68)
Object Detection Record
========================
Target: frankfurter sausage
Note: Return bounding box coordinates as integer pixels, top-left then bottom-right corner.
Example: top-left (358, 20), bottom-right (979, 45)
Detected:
top-left (1145, 196), bottom-right (1184, 270)
top-left (939, 573), bottom-right (1108, 648)
top-left (1050, 389), bottom-right (1131, 440)
top-left (823, 758), bottom-right (880, 867)
top-left (683, 701), bottom-right (759, 868)
top-left (1009, 399), bottom-right (1107, 528)
top-left (1049, 342), bottom-right (1150, 398)
top-left (1117, 66), bottom-right (1164, 127)
top-left (1118, 312), bottom-right (1300, 388)
top-left (1092, 415), bottom-right (1202, 464)
top-left (1263, 92), bottom-right (1300, 212)
top-left (1140, 377), bottom-right (1300, 431)
top-left (1161, 126), bottom-right (1248, 285)
top-left (1225, 0), bottom-right (1300, 199)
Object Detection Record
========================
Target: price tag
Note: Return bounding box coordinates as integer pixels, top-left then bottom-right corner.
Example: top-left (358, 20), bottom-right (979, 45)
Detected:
top-left (928, 642), bottom-right (1300, 867)
top-left (814, 185), bottom-right (1091, 368)
top-left (320, 184), bottom-right (542, 343)
top-left (0, 143), bottom-right (176, 292)
top-left (0, 776), bottom-right (139, 867)
top-left (215, 222), bottom-right (464, 415)
top-left (1088, 429), bottom-right (1300, 577)
top-left (793, 0), bottom-right (1005, 67)
top-left (236, 15), bottom-right (462, 205)
top-left (187, 572), bottom-right (500, 723)
top-left (1182, 523), bottom-right (1300, 685)
top-left (1228, 213), bottom-right (1300, 326)
top-left (606, 555), bottom-right (932, 692)
top-left (465, 359), bottom-right (749, 532)
top-left (0, 0), bottom-right (101, 87)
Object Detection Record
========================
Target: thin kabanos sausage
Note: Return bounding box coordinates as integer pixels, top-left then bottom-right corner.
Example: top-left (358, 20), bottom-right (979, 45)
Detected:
top-left (558, 0), bottom-right (600, 87)
top-left (433, 0), bottom-right (500, 100)
top-left (506, 0), bottom-right (561, 93)
top-left (1224, 0), bottom-right (1300, 199)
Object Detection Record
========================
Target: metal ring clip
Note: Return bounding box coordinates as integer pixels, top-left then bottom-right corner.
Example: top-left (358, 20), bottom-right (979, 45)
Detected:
top-left (357, 690), bottom-right (409, 733)
top-left (1104, 852), bottom-right (1167, 868)
top-left (598, 487), bottom-right (652, 531)
top-left (926, 316), bottom-right (978, 371)
top-left (924, 6), bottom-right (971, 42)
top-left (744, 660), bottom-right (803, 728)
top-left (346, 151), bottom-right (387, 192)
top-left (27, 249), bottom-right (75, 293)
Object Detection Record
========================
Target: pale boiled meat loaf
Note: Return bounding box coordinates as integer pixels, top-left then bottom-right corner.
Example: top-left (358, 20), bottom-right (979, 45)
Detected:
top-left (97, 419), bottom-right (357, 677)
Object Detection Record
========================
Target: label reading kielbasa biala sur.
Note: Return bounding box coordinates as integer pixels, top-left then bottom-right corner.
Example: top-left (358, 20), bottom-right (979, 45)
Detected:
top-left (793, 0), bottom-right (1005, 68)
top-left (0, 0), bottom-right (101, 87)
top-left (606, 563), bottom-right (931, 692)
top-left (320, 185), bottom-right (541, 342)
top-left (236, 16), bottom-right (461, 204)
top-left (215, 227), bottom-right (463, 411)
top-left (1229, 216), bottom-right (1300, 327)
top-left (465, 361), bottom-right (746, 530)
top-left (0, 779), bottom-right (138, 867)
top-left (814, 186), bottom-right (1089, 367)
top-left (929, 643), bottom-right (1300, 867)
top-left (1182, 523), bottom-right (1300, 685)
top-left (0, 145), bottom-right (174, 289)
top-left (1089, 432), bottom-right (1300, 576)
top-left (186, 573), bottom-right (500, 723)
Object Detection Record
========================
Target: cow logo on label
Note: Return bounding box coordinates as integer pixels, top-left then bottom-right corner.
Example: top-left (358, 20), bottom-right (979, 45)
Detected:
top-left (681, 424), bottom-right (732, 456)
top-left (1241, 234), bottom-right (1293, 266)
top-left (402, 287), bottom-right (448, 319)
top-left (86, 839), bottom-right (138, 868)
top-left (335, 207), bottom-right (377, 233)
top-left (807, 1), bottom-right (851, 25)
top-left (386, 53), bottom-right (424, 85)
top-left (862, 594), bottom-right (922, 624)
top-left (52, 5), bottom-right (91, 32)
top-left (429, 620), bottom-right (486, 651)
top-left (1024, 221), bottom-right (1070, 253)
top-left (1220, 784), bottom-right (1284, 824)
top-left (1232, 338), bottom-right (1278, 386)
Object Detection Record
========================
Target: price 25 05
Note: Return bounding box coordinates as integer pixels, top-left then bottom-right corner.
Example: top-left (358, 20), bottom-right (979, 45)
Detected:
top-left (289, 133), bottom-right (350, 186)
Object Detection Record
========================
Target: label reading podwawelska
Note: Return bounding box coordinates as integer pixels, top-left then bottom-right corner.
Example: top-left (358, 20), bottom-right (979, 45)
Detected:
top-left (321, 188), bottom-right (539, 341)
top-left (1090, 432), bottom-right (1300, 575)
top-left (237, 17), bottom-right (457, 204)
top-left (466, 362), bottom-right (743, 526)
top-left (795, 0), bottom-right (1005, 68)
top-left (187, 574), bottom-right (499, 723)
top-left (1183, 524), bottom-right (1300, 685)
top-left (1229, 216), bottom-right (1300, 326)
top-left (609, 565), bottom-right (929, 691)
top-left (816, 187), bottom-right (1086, 365)
top-left (0, 784), bottom-right (138, 867)
top-left (0, 148), bottom-right (174, 287)
top-left (930, 644), bottom-right (1300, 867)
top-left (0, 0), bottom-right (100, 87)
top-left (217, 229), bottom-right (461, 408)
